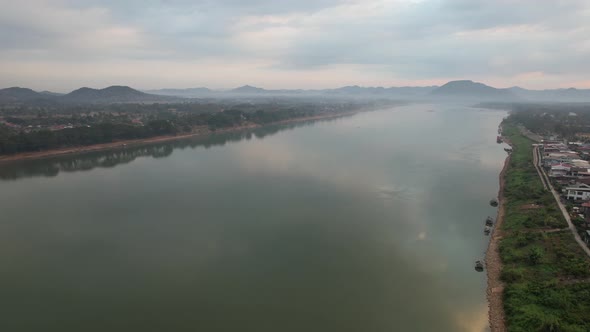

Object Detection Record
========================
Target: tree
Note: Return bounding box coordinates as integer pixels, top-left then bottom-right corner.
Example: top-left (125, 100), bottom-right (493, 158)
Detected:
top-left (529, 247), bottom-right (544, 265)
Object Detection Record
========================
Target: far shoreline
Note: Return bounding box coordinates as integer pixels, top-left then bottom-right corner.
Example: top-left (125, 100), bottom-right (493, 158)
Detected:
top-left (0, 111), bottom-right (358, 164)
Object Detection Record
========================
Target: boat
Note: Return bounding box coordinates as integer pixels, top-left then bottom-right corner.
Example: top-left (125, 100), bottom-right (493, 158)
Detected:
top-left (475, 260), bottom-right (484, 272)
top-left (497, 136), bottom-right (503, 144)
top-left (490, 198), bottom-right (498, 207)
top-left (485, 216), bottom-right (494, 226)
top-left (484, 226), bottom-right (492, 235)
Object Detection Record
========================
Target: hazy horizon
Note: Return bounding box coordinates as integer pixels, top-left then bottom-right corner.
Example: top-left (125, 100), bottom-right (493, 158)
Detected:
top-left (5, 80), bottom-right (590, 95)
top-left (1, 1), bottom-right (590, 91)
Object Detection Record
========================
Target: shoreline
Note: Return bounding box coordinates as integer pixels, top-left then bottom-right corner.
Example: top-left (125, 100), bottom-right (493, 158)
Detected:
top-left (0, 111), bottom-right (356, 164)
top-left (486, 135), bottom-right (511, 332)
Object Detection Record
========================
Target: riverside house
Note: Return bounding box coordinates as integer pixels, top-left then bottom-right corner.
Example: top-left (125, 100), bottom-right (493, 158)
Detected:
top-left (565, 183), bottom-right (590, 201)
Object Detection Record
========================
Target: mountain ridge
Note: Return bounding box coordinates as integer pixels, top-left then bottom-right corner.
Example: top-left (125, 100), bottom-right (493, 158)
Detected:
top-left (2, 81), bottom-right (590, 104)
top-left (63, 86), bottom-right (153, 103)
top-left (144, 87), bottom-right (212, 97)
top-left (431, 80), bottom-right (517, 100)
top-left (509, 86), bottom-right (590, 102)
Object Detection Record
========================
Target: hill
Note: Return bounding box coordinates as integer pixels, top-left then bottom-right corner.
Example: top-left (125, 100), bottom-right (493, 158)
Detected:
top-left (230, 85), bottom-right (267, 94)
top-left (39, 91), bottom-right (64, 97)
top-left (0, 87), bottom-right (59, 105)
top-left (431, 80), bottom-right (516, 100)
top-left (62, 86), bottom-right (177, 103)
top-left (146, 87), bottom-right (212, 97)
top-left (509, 86), bottom-right (590, 102)
top-left (326, 85), bottom-right (437, 96)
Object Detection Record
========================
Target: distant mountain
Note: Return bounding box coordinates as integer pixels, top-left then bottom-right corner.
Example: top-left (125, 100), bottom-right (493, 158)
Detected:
top-left (62, 86), bottom-right (177, 103)
top-left (509, 86), bottom-right (590, 102)
top-left (326, 85), bottom-right (437, 96)
top-left (431, 80), bottom-right (516, 100)
top-left (0, 87), bottom-right (57, 104)
top-left (39, 91), bottom-right (64, 97)
top-left (327, 85), bottom-right (386, 94)
top-left (230, 85), bottom-right (267, 94)
top-left (389, 86), bottom-right (439, 95)
top-left (221, 84), bottom-right (437, 97)
top-left (146, 87), bottom-right (212, 97)
top-left (0, 86), bottom-right (180, 105)
top-left (4, 81), bottom-right (590, 105)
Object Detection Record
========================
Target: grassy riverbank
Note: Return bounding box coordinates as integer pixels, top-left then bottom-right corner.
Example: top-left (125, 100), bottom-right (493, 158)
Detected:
top-left (498, 121), bottom-right (590, 331)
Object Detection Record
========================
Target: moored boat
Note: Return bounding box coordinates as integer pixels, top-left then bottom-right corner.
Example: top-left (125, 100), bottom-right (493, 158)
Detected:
top-left (475, 260), bottom-right (484, 271)
top-left (485, 216), bottom-right (494, 226)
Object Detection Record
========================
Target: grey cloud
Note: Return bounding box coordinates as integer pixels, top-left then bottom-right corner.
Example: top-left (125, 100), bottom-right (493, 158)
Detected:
top-left (275, 0), bottom-right (590, 79)
top-left (67, 0), bottom-right (349, 16)
top-left (1, 0), bottom-right (589, 89)
top-left (0, 22), bottom-right (54, 49)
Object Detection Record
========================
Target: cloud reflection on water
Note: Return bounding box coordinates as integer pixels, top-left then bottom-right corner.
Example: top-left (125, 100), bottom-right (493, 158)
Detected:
top-left (0, 104), bottom-right (506, 331)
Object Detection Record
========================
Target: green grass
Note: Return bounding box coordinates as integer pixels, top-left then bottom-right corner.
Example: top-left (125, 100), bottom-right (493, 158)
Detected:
top-left (500, 121), bottom-right (590, 332)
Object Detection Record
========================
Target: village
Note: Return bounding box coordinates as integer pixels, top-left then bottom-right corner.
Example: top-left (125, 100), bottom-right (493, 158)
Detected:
top-left (538, 138), bottom-right (590, 246)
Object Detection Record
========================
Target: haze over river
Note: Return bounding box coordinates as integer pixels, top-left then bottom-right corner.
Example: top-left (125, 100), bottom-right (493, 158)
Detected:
top-left (0, 103), bottom-right (507, 332)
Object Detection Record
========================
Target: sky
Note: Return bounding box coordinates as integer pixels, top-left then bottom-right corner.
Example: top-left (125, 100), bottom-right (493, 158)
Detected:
top-left (0, 0), bottom-right (589, 92)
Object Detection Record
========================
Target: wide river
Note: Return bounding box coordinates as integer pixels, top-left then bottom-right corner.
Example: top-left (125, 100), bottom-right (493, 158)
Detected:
top-left (0, 103), bottom-right (507, 332)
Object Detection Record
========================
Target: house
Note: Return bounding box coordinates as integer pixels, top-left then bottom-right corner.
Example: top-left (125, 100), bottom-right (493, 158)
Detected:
top-left (576, 178), bottom-right (590, 186)
top-left (543, 143), bottom-right (568, 153)
top-left (571, 159), bottom-right (590, 168)
top-left (565, 183), bottom-right (590, 201)
top-left (543, 152), bottom-right (580, 167)
top-left (570, 166), bottom-right (590, 178)
top-left (549, 163), bottom-right (572, 177)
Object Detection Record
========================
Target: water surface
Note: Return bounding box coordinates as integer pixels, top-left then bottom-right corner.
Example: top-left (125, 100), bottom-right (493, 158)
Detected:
top-left (0, 104), bottom-right (507, 332)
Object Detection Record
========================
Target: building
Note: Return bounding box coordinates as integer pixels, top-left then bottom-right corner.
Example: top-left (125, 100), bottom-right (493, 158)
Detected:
top-left (570, 159), bottom-right (590, 168)
top-left (543, 152), bottom-right (581, 167)
top-left (570, 165), bottom-right (590, 178)
top-left (565, 183), bottom-right (590, 201)
top-left (549, 163), bottom-right (572, 177)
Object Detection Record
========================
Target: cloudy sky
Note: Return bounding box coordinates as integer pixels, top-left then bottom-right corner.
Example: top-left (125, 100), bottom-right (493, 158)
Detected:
top-left (1, 0), bottom-right (589, 91)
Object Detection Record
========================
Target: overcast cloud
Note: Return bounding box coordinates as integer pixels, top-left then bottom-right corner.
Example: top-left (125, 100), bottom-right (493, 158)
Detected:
top-left (0, 0), bottom-right (589, 91)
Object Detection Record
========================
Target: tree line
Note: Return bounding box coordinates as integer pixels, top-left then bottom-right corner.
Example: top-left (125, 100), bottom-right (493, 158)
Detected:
top-left (0, 108), bottom-right (327, 155)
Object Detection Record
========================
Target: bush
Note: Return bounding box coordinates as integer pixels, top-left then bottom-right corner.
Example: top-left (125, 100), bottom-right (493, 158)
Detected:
top-left (563, 258), bottom-right (590, 278)
top-left (528, 247), bottom-right (544, 265)
top-left (502, 266), bottom-right (526, 282)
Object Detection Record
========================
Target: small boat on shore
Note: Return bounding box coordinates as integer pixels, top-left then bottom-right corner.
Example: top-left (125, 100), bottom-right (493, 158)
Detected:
top-left (484, 226), bottom-right (492, 235)
top-left (475, 260), bottom-right (484, 272)
top-left (485, 216), bottom-right (494, 226)
top-left (497, 136), bottom-right (503, 144)
top-left (490, 198), bottom-right (498, 207)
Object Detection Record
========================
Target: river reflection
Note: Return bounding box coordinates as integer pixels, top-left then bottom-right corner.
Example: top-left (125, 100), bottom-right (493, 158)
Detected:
top-left (0, 104), bottom-right (506, 332)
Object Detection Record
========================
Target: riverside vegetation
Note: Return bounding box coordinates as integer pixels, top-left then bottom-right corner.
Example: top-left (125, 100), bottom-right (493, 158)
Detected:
top-left (0, 99), bottom-right (400, 156)
top-left (499, 119), bottom-right (590, 332)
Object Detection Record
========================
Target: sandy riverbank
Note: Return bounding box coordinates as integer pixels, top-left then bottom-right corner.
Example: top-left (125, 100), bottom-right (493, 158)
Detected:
top-left (486, 138), bottom-right (511, 332)
top-left (0, 112), bottom-right (356, 164)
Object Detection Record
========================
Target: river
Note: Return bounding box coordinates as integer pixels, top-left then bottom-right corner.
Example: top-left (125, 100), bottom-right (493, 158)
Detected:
top-left (0, 103), bottom-right (507, 332)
